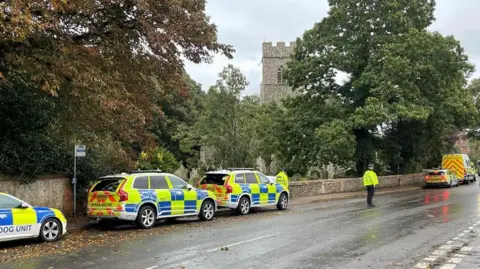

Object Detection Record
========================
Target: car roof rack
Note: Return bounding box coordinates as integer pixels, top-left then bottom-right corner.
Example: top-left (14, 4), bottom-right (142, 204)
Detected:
top-left (130, 169), bottom-right (163, 174)
top-left (227, 168), bottom-right (254, 171)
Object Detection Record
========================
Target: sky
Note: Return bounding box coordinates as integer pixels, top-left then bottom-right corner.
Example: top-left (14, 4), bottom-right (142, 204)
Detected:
top-left (185, 0), bottom-right (480, 95)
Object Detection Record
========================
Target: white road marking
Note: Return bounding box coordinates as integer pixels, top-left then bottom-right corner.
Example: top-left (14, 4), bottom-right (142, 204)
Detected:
top-left (468, 226), bottom-right (474, 229)
top-left (414, 262), bottom-right (430, 268)
top-left (454, 254), bottom-right (465, 258)
top-left (460, 246), bottom-right (473, 252)
top-left (453, 237), bottom-right (459, 240)
top-left (432, 250), bottom-right (446, 255)
top-left (206, 233), bottom-right (280, 252)
top-left (439, 245), bottom-right (452, 250)
top-left (424, 256), bottom-right (437, 261)
top-left (447, 258), bottom-right (462, 264)
top-left (439, 264), bottom-right (456, 269)
top-left (458, 233), bottom-right (465, 236)
top-left (446, 241), bottom-right (454, 244)
top-left (145, 266), bottom-right (159, 269)
top-left (463, 230), bottom-right (469, 233)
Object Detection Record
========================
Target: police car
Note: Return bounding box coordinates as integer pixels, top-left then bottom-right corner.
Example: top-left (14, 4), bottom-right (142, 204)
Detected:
top-left (0, 193), bottom-right (67, 243)
top-left (197, 168), bottom-right (289, 215)
top-left (87, 170), bottom-right (218, 229)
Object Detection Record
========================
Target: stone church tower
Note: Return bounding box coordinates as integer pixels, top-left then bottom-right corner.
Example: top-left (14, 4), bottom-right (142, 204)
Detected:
top-left (260, 42), bottom-right (296, 104)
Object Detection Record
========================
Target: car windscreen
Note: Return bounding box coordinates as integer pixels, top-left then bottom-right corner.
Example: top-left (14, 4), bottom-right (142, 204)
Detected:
top-left (200, 174), bottom-right (228, 185)
top-left (91, 178), bottom-right (124, 192)
top-left (428, 171), bottom-right (445, 176)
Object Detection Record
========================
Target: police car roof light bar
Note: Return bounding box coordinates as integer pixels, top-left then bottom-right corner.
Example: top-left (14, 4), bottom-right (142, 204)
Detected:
top-left (227, 168), bottom-right (254, 171)
top-left (131, 169), bottom-right (163, 173)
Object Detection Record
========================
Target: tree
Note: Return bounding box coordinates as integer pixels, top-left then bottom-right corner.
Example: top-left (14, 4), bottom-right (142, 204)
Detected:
top-left (285, 0), bottom-right (476, 174)
top-left (182, 65), bottom-right (249, 169)
top-left (150, 76), bottom-right (206, 167)
top-left (0, 0), bottom-right (233, 148)
top-left (0, 0), bottom-right (232, 181)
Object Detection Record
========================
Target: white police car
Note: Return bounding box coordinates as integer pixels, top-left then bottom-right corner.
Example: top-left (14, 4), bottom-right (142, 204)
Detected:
top-left (0, 193), bottom-right (67, 242)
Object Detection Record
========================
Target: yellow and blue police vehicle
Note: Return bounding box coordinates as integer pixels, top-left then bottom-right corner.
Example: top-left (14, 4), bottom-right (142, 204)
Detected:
top-left (87, 170), bottom-right (218, 229)
top-left (197, 168), bottom-right (289, 215)
top-left (0, 193), bottom-right (67, 243)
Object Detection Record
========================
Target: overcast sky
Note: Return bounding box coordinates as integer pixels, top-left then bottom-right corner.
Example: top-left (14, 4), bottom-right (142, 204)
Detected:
top-left (185, 0), bottom-right (480, 95)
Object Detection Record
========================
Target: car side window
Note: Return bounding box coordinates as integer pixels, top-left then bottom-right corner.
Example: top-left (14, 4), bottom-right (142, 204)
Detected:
top-left (245, 173), bottom-right (258, 184)
top-left (258, 173), bottom-right (269, 184)
top-left (150, 176), bottom-right (169, 190)
top-left (235, 173), bottom-right (245, 184)
top-left (168, 175), bottom-right (188, 189)
top-left (133, 176), bottom-right (149, 189)
top-left (0, 195), bottom-right (22, 209)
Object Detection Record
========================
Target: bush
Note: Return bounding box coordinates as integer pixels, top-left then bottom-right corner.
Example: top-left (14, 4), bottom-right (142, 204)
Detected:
top-left (136, 147), bottom-right (179, 173)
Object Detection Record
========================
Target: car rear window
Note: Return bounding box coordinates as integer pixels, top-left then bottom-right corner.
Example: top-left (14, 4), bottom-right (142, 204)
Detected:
top-left (201, 174), bottom-right (228, 185)
top-left (428, 171), bottom-right (445, 176)
top-left (91, 179), bottom-right (124, 192)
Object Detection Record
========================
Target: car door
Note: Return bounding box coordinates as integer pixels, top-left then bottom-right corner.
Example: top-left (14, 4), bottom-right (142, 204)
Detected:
top-left (167, 175), bottom-right (193, 215)
top-left (258, 173), bottom-right (277, 204)
top-left (245, 172), bottom-right (261, 205)
top-left (149, 175), bottom-right (172, 217)
top-left (0, 194), bottom-right (36, 241)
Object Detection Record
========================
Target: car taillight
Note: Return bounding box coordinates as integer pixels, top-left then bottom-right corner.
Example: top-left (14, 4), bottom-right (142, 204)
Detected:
top-left (225, 176), bottom-right (233, 194)
top-left (117, 180), bottom-right (128, 202)
top-left (425, 176), bottom-right (430, 181)
top-left (441, 175), bottom-right (447, 180)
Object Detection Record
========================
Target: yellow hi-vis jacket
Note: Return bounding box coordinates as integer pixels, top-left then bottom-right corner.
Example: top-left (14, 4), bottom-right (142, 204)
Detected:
top-left (276, 171), bottom-right (289, 188)
top-left (363, 170), bottom-right (378, 187)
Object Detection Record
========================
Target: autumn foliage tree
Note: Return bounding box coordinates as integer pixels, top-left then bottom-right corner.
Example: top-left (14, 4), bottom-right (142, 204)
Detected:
top-left (0, 0), bottom-right (232, 180)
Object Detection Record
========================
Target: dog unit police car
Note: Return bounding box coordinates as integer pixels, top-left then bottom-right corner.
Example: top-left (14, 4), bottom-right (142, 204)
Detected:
top-left (0, 193), bottom-right (67, 243)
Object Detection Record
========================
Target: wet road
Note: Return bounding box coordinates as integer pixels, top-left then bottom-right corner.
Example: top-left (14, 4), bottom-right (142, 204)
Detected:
top-left (3, 184), bottom-right (480, 269)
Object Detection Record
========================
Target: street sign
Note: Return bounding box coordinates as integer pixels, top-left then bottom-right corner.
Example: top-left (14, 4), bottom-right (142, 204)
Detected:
top-left (75, 145), bottom-right (86, 157)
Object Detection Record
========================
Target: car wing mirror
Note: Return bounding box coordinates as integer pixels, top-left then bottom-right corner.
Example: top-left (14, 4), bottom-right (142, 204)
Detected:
top-left (20, 202), bottom-right (31, 209)
top-left (186, 184), bottom-right (193, 191)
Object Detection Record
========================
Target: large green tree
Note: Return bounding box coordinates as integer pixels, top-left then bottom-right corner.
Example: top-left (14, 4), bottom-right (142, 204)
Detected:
top-left (285, 0), bottom-right (476, 174)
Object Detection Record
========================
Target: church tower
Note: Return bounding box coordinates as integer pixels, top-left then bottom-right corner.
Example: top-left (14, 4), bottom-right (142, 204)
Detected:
top-left (260, 41), bottom-right (296, 104)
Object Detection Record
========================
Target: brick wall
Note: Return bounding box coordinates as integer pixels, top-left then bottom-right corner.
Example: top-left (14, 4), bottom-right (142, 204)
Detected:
top-left (0, 175), bottom-right (73, 213)
top-left (289, 173), bottom-right (425, 198)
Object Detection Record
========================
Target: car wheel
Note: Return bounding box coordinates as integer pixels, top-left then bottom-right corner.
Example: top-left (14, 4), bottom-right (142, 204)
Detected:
top-left (39, 218), bottom-right (62, 242)
top-left (448, 181), bottom-right (452, 188)
top-left (276, 193), bottom-right (289, 210)
top-left (236, 196), bottom-right (251, 215)
top-left (199, 200), bottom-right (215, 221)
top-left (136, 205), bottom-right (156, 229)
top-left (465, 179), bottom-right (470, 185)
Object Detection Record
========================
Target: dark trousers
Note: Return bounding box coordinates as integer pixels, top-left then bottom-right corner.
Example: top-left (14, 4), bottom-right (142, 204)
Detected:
top-left (366, 185), bottom-right (375, 205)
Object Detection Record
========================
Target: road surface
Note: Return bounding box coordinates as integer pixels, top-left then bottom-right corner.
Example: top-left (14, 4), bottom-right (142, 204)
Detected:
top-left (2, 184), bottom-right (480, 269)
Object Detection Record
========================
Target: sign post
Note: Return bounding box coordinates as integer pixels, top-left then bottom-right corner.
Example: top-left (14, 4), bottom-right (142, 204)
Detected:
top-left (73, 145), bottom-right (86, 217)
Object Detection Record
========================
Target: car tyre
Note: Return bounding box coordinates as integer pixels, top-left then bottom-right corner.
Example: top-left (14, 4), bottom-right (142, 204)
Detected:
top-left (199, 200), bottom-right (215, 221)
top-left (39, 218), bottom-right (62, 242)
top-left (276, 193), bottom-right (289, 210)
top-left (236, 196), bottom-right (251, 215)
top-left (136, 205), bottom-right (156, 229)
top-left (448, 181), bottom-right (452, 188)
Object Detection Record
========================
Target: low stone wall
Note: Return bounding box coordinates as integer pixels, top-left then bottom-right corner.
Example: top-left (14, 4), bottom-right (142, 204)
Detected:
top-left (289, 173), bottom-right (425, 198)
top-left (0, 175), bottom-right (73, 213)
